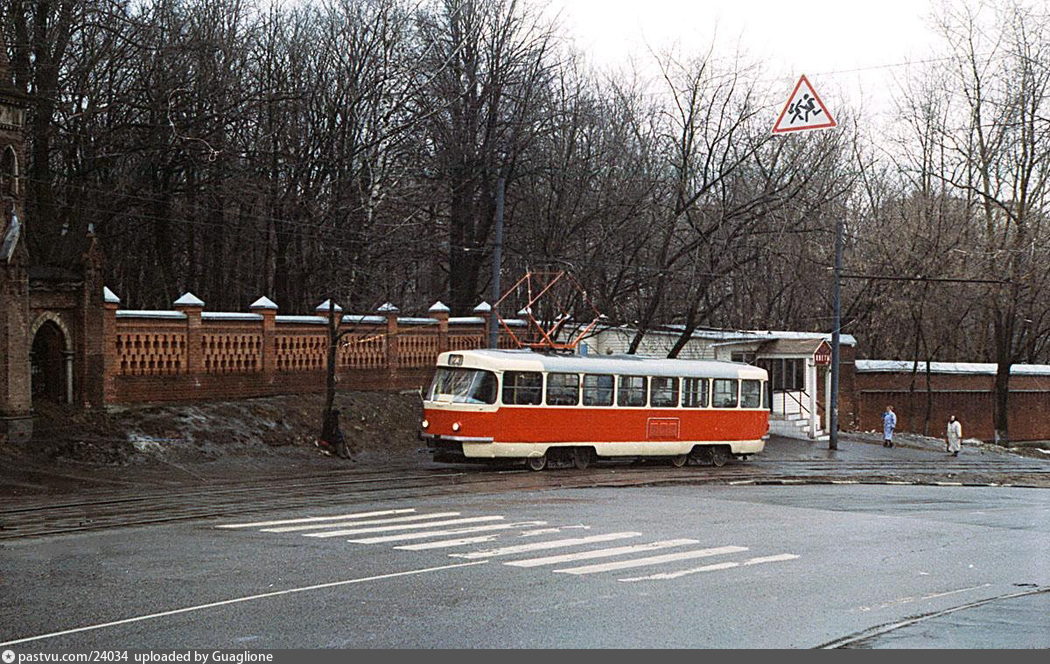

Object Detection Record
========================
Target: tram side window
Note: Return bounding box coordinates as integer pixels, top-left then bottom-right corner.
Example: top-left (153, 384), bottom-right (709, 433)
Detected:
top-left (650, 376), bottom-right (679, 408)
top-left (762, 380), bottom-right (770, 409)
top-left (546, 372), bottom-right (580, 406)
top-left (502, 371), bottom-right (542, 405)
top-left (712, 378), bottom-right (739, 408)
top-left (682, 377), bottom-right (709, 408)
top-left (617, 375), bottom-right (648, 407)
top-left (582, 374), bottom-right (614, 406)
top-left (740, 379), bottom-right (762, 408)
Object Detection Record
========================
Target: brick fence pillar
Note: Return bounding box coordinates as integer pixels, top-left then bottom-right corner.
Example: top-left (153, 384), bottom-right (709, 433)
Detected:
top-left (174, 292), bottom-right (205, 376)
top-left (250, 296), bottom-right (278, 380)
top-left (379, 302), bottom-right (399, 378)
top-left (101, 287), bottom-right (120, 404)
top-left (429, 301), bottom-right (450, 353)
top-left (474, 301), bottom-right (492, 348)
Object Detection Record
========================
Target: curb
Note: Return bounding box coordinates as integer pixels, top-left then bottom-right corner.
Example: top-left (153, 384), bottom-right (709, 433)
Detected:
top-left (724, 478), bottom-right (1042, 488)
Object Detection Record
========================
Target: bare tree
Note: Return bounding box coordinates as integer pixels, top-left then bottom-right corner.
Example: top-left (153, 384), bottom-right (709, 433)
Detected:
top-left (416, 0), bottom-right (559, 314)
top-left (932, 2), bottom-right (1050, 442)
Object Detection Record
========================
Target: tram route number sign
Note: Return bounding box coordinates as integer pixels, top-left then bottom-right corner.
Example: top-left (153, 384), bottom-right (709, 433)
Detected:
top-left (772, 75), bottom-right (837, 134)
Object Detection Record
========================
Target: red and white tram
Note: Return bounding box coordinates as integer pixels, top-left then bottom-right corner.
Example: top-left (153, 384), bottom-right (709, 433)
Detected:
top-left (420, 349), bottom-right (769, 470)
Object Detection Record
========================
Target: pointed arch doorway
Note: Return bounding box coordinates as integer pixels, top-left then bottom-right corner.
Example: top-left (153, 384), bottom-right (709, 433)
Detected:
top-left (30, 318), bottom-right (73, 404)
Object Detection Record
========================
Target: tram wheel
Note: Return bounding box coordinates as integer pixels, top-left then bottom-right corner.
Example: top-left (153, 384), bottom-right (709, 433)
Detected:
top-left (526, 454), bottom-right (548, 471)
top-left (710, 446), bottom-right (731, 467)
top-left (671, 454), bottom-right (688, 468)
top-left (572, 447), bottom-right (593, 470)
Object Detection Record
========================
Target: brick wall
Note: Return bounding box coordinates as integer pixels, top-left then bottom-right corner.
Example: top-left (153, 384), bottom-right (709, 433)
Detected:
top-left (856, 368), bottom-right (1050, 441)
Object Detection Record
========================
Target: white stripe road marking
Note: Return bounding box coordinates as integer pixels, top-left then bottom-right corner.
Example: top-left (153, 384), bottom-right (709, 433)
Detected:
top-left (395, 535), bottom-right (502, 550)
top-left (304, 516), bottom-right (505, 538)
top-left (0, 561), bottom-right (488, 648)
top-left (519, 528), bottom-right (563, 537)
top-left (504, 539), bottom-right (700, 568)
top-left (451, 532), bottom-right (642, 560)
top-left (618, 553), bottom-right (800, 582)
top-left (519, 525), bottom-right (592, 537)
top-left (553, 545), bottom-right (748, 575)
top-left (347, 521), bottom-right (548, 544)
top-left (261, 512), bottom-right (461, 533)
top-left (215, 509), bottom-right (416, 529)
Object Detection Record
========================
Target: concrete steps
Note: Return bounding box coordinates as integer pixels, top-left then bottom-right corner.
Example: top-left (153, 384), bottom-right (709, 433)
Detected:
top-left (770, 412), bottom-right (825, 441)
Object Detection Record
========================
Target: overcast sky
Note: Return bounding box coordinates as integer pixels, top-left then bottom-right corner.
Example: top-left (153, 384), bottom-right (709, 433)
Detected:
top-left (553, 0), bottom-right (947, 125)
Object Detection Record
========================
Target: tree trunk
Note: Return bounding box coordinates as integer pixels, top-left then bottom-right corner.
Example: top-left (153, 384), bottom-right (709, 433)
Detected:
top-left (322, 300), bottom-right (338, 439)
top-left (993, 360), bottom-right (1011, 444)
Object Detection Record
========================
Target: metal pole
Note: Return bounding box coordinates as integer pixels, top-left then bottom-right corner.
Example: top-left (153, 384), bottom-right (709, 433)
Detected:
top-left (829, 217), bottom-right (843, 450)
top-left (489, 175), bottom-right (505, 349)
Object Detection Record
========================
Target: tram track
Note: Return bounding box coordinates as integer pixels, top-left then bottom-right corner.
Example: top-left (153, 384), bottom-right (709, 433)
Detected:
top-left (2, 458), bottom-right (1048, 540)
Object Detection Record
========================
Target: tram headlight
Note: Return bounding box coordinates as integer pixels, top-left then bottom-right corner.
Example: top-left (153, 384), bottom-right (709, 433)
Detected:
top-left (452, 422), bottom-right (461, 432)
top-left (421, 419), bottom-right (429, 429)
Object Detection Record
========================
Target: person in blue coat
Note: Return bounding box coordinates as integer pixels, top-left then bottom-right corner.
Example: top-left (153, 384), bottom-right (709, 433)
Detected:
top-left (882, 405), bottom-right (897, 448)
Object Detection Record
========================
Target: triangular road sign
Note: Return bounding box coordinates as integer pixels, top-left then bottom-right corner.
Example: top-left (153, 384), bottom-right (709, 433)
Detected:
top-left (772, 75), bottom-right (837, 134)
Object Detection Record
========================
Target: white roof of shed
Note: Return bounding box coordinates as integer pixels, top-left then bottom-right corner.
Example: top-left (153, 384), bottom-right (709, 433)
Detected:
top-left (689, 328), bottom-right (857, 346)
top-left (856, 360), bottom-right (1050, 376)
top-left (603, 325), bottom-right (856, 346)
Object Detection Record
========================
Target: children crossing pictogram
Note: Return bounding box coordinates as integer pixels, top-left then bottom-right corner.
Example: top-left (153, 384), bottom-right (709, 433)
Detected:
top-left (772, 75), bottom-right (837, 134)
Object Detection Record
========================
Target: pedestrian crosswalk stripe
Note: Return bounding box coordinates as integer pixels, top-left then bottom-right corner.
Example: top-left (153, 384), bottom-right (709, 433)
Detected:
top-left (450, 532), bottom-right (642, 560)
top-left (743, 553), bottom-right (799, 565)
top-left (347, 521), bottom-right (548, 544)
top-left (622, 561), bottom-right (739, 581)
top-left (553, 545), bottom-right (748, 575)
top-left (260, 512), bottom-right (461, 533)
top-left (303, 516), bottom-right (505, 538)
top-left (618, 553), bottom-right (799, 582)
top-left (395, 535), bottom-right (503, 550)
top-left (215, 509), bottom-right (416, 529)
top-left (519, 528), bottom-right (563, 537)
top-left (504, 539), bottom-right (700, 568)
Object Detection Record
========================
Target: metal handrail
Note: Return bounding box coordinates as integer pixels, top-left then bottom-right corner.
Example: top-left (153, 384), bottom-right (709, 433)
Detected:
top-left (775, 388), bottom-right (811, 418)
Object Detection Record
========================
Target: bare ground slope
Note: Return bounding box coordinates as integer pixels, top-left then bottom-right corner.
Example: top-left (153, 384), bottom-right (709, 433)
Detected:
top-left (0, 392), bottom-right (425, 496)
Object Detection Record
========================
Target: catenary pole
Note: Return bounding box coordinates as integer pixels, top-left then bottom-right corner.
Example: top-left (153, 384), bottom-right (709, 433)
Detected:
top-left (829, 218), bottom-right (843, 450)
top-left (489, 176), bottom-right (505, 349)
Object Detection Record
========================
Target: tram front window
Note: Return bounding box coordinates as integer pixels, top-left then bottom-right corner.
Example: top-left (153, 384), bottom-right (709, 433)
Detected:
top-left (427, 368), bottom-right (497, 404)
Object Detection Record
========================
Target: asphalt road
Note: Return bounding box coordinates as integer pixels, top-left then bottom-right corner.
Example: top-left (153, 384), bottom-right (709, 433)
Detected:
top-left (1, 484), bottom-right (1047, 649)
